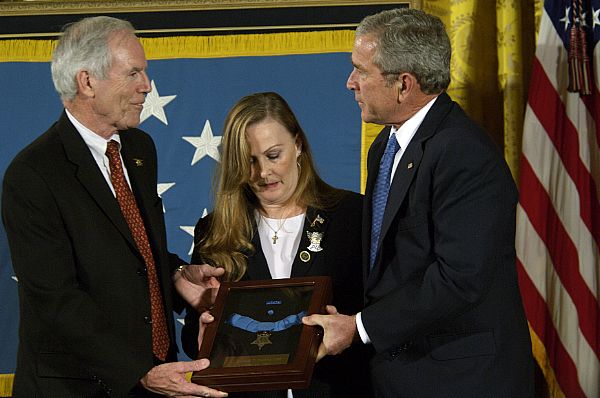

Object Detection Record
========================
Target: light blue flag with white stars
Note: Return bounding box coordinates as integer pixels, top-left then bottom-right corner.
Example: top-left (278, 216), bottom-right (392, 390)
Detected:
top-left (0, 32), bottom-right (362, 389)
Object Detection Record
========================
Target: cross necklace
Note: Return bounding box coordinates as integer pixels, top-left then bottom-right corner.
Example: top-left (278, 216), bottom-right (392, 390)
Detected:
top-left (260, 209), bottom-right (290, 244)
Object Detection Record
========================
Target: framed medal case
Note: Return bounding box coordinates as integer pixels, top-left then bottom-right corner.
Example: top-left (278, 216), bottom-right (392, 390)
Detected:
top-left (192, 276), bottom-right (332, 392)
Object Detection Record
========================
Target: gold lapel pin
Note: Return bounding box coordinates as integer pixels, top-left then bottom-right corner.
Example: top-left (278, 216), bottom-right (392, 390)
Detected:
top-left (133, 158), bottom-right (144, 167)
top-left (299, 251), bottom-right (311, 262)
top-left (310, 214), bottom-right (324, 227)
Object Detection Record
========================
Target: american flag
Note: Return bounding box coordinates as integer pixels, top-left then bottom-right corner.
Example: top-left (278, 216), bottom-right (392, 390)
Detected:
top-left (516, 0), bottom-right (600, 397)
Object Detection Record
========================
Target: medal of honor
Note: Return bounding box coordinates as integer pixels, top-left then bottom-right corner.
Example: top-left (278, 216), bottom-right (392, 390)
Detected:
top-left (226, 310), bottom-right (307, 350)
top-left (252, 331), bottom-right (273, 350)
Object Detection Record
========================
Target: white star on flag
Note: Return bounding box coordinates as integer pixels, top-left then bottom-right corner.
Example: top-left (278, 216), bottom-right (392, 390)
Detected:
top-left (560, 6), bottom-right (571, 30)
top-left (179, 225), bottom-right (196, 256)
top-left (180, 208), bottom-right (208, 255)
top-left (140, 80), bottom-right (176, 125)
top-left (157, 182), bottom-right (176, 213)
top-left (182, 120), bottom-right (222, 165)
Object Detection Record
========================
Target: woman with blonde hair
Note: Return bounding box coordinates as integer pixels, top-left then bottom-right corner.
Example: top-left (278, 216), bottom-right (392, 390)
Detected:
top-left (182, 92), bottom-right (371, 397)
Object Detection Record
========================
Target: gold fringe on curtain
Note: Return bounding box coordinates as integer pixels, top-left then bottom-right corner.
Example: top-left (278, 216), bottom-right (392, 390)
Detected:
top-left (0, 39), bottom-right (55, 62)
top-left (0, 31), bottom-right (355, 62)
top-left (142, 30), bottom-right (355, 59)
top-left (529, 325), bottom-right (566, 397)
top-left (0, 374), bottom-right (13, 398)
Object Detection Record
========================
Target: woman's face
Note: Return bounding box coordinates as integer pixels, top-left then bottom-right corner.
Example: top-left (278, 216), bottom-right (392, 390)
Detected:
top-left (246, 118), bottom-right (301, 209)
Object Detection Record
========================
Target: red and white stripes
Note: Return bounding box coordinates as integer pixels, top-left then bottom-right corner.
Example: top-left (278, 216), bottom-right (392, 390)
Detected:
top-left (516, 3), bottom-right (600, 397)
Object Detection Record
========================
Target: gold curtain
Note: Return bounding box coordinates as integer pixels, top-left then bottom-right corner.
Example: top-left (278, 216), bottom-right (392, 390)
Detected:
top-left (424, 0), bottom-right (539, 183)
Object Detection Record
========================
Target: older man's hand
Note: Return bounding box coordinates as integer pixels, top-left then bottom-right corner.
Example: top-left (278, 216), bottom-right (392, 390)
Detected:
top-left (174, 264), bottom-right (224, 310)
top-left (140, 359), bottom-right (227, 397)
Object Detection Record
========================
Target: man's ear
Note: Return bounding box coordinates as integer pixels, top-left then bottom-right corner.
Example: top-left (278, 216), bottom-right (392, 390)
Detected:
top-left (75, 70), bottom-right (95, 98)
top-left (397, 73), bottom-right (415, 101)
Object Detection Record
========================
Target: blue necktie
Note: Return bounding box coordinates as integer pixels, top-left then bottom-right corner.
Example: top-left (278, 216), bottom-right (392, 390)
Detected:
top-left (370, 133), bottom-right (400, 269)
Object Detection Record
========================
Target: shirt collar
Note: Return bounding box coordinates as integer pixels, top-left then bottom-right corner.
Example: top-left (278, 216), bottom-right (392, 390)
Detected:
top-left (390, 95), bottom-right (438, 150)
top-left (65, 109), bottom-right (122, 156)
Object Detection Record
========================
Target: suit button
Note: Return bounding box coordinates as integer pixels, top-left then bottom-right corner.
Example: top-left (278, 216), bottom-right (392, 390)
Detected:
top-left (137, 268), bottom-right (147, 275)
top-left (144, 316), bottom-right (152, 324)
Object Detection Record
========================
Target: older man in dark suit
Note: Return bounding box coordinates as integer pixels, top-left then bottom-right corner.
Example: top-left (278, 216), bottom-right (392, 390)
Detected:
top-left (2, 16), bottom-right (227, 398)
top-left (304, 8), bottom-right (534, 397)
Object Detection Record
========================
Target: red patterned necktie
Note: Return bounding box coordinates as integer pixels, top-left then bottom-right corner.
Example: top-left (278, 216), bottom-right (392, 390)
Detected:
top-left (105, 140), bottom-right (170, 361)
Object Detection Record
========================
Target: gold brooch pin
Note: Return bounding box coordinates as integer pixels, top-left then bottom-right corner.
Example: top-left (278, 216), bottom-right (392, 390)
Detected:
top-left (310, 214), bottom-right (324, 227)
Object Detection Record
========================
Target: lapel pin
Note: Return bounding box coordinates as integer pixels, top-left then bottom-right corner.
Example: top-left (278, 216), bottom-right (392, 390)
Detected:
top-left (310, 214), bottom-right (324, 227)
top-left (306, 231), bottom-right (323, 252)
top-left (407, 162), bottom-right (413, 169)
top-left (299, 251), bottom-right (311, 262)
top-left (133, 158), bottom-right (144, 167)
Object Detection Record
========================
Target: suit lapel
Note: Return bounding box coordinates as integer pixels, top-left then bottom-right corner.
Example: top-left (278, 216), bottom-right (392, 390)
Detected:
top-left (58, 112), bottom-right (138, 252)
top-left (248, 228), bottom-right (275, 280)
top-left (367, 93), bottom-right (455, 278)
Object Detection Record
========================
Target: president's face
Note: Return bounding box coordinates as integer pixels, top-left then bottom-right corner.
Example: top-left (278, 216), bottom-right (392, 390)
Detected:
top-left (346, 34), bottom-right (401, 125)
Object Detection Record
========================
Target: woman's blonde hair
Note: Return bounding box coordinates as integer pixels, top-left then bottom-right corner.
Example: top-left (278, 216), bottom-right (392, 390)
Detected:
top-left (195, 92), bottom-right (342, 280)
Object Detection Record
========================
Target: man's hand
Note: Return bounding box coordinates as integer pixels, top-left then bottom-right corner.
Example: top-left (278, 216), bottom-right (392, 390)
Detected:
top-left (174, 264), bottom-right (224, 310)
top-left (140, 359), bottom-right (227, 397)
top-left (302, 305), bottom-right (358, 361)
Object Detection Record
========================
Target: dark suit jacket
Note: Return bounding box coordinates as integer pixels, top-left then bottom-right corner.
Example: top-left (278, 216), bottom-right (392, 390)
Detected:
top-left (362, 93), bottom-right (534, 397)
top-left (2, 112), bottom-right (184, 398)
top-left (182, 191), bottom-right (373, 398)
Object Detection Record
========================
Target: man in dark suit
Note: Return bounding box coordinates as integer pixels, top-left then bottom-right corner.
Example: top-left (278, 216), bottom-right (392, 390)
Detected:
top-left (303, 8), bottom-right (534, 397)
top-left (2, 16), bottom-right (227, 398)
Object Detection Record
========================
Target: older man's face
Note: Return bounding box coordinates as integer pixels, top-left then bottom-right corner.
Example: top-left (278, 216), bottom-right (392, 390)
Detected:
top-left (90, 31), bottom-right (151, 135)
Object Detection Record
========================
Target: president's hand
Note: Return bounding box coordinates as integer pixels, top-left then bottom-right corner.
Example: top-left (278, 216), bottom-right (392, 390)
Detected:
top-left (140, 359), bottom-right (227, 397)
top-left (302, 305), bottom-right (358, 361)
top-left (174, 264), bottom-right (224, 310)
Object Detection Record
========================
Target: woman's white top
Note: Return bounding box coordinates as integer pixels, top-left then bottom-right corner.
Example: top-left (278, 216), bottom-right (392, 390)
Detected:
top-left (256, 211), bottom-right (305, 279)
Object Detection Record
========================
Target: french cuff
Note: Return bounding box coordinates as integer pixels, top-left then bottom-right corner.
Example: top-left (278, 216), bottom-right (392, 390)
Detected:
top-left (355, 312), bottom-right (371, 344)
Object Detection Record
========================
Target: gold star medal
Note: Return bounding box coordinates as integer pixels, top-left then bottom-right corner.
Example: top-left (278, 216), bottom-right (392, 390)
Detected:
top-left (252, 331), bottom-right (272, 350)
